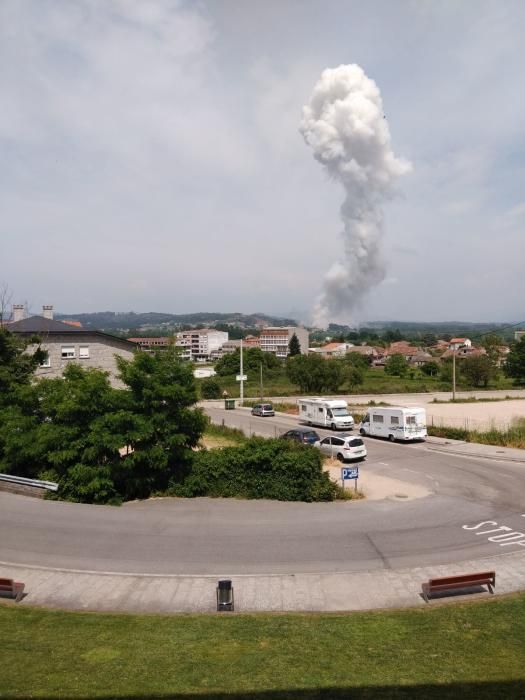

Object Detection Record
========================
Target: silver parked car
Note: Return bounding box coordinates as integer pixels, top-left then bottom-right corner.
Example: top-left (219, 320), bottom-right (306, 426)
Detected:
top-left (251, 403), bottom-right (275, 417)
top-left (314, 435), bottom-right (367, 462)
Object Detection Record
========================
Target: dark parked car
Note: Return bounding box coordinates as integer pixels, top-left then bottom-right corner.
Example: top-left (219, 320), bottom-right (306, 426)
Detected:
top-left (279, 427), bottom-right (320, 445)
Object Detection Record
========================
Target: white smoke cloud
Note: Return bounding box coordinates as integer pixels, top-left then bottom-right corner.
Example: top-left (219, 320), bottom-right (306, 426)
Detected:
top-left (300, 64), bottom-right (411, 327)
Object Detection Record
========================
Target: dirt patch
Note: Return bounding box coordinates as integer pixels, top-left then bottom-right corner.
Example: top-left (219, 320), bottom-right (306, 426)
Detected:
top-left (324, 460), bottom-right (431, 501)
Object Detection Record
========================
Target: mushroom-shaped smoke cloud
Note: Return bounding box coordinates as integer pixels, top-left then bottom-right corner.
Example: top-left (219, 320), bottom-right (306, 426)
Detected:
top-left (300, 64), bottom-right (411, 327)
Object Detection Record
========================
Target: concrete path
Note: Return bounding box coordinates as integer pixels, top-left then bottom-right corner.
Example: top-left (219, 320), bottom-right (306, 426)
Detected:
top-left (2, 550), bottom-right (525, 613)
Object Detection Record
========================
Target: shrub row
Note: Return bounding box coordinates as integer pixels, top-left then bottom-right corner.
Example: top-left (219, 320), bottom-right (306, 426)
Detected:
top-left (171, 437), bottom-right (337, 502)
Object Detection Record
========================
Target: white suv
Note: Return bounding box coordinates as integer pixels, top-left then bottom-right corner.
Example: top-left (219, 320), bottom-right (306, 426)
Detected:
top-left (314, 435), bottom-right (367, 462)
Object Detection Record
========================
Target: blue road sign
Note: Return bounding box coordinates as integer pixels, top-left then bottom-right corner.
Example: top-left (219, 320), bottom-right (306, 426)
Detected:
top-left (341, 466), bottom-right (359, 480)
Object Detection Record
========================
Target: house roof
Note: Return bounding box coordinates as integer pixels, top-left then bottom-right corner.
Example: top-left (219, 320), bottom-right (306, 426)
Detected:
top-left (8, 315), bottom-right (136, 348)
top-left (321, 342), bottom-right (346, 351)
top-left (450, 338), bottom-right (468, 343)
top-left (8, 316), bottom-right (86, 333)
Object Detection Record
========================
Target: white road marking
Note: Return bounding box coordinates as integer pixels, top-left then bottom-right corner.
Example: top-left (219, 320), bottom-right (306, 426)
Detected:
top-left (462, 519), bottom-right (525, 549)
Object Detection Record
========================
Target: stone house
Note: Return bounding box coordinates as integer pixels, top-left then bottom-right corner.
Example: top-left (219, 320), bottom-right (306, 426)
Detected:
top-left (8, 306), bottom-right (136, 386)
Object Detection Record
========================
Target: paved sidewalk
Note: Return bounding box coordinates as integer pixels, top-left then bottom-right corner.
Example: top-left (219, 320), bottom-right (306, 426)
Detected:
top-left (2, 550), bottom-right (525, 614)
top-left (425, 436), bottom-right (525, 463)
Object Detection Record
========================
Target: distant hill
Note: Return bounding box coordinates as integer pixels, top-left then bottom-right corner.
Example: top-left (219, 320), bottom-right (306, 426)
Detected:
top-left (55, 311), bottom-right (299, 332)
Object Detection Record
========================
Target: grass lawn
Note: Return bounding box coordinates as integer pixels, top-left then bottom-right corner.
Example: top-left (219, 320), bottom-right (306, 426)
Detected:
top-left (208, 368), bottom-right (517, 400)
top-left (1, 595), bottom-right (525, 698)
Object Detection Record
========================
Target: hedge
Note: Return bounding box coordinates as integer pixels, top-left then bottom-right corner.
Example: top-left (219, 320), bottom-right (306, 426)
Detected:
top-left (171, 437), bottom-right (337, 502)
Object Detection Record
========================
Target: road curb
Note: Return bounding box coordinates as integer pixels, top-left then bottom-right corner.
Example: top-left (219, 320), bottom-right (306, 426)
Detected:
top-left (427, 445), bottom-right (525, 464)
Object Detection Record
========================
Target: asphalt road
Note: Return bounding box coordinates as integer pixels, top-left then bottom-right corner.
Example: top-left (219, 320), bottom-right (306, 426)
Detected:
top-left (1, 407), bottom-right (524, 576)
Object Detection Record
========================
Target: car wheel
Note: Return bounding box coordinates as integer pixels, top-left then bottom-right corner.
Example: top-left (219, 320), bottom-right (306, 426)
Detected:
top-left (359, 428), bottom-right (366, 436)
top-left (337, 453), bottom-right (345, 462)
top-left (388, 434), bottom-right (395, 442)
top-left (331, 423), bottom-right (336, 431)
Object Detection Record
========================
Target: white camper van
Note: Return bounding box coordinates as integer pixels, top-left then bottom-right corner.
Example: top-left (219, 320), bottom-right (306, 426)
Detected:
top-left (298, 398), bottom-right (354, 431)
top-left (359, 407), bottom-right (427, 442)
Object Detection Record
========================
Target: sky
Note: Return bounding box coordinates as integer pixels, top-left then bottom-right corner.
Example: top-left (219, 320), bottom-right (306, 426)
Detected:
top-left (1, 0), bottom-right (524, 325)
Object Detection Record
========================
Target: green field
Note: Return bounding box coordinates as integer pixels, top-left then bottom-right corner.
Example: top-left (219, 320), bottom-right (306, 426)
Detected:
top-left (209, 367), bottom-right (516, 400)
top-left (2, 595), bottom-right (525, 698)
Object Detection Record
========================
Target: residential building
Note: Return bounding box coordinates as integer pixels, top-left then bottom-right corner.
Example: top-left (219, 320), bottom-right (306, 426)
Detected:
top-left (175, 328), bottom-right (228, 362)
top-left (128, 337), bottom-right (172, 351)
top-left (408, 351), bottom-right (434, 367)
top-left (7, 305), bottom-right (136, 386)
top-left (448, 338), bottom-right (472, 351)
top-left (312, 342), bottom-right (354, 358)
top-left (243, 334), bottom-right (260, 348)
top-left (259, 326), bottom-right (309, 358)
top-left (515, 330), bottom-right (525, 342)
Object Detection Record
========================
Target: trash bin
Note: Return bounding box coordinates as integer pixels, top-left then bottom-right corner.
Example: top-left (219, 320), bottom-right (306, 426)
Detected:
top-left (224, 399), bottom-right (235, 410)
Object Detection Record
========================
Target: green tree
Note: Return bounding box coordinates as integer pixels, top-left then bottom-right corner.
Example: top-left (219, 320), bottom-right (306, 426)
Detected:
top-left (0, 347), bottom-right (207, 504)
top-left (288, 333), bottom-right (301, 356)
top-left (345, 365), bottom-right (364, 392)
top-left (200, 377), bottom-right (222, 399)
top-left (0, 328), bottom-right (45, 408)
top-left (505, 337), bottom-right (525, 383)
top-left (384, 353), bottom-right (409, 377)
top-left (422, 333), bottom-right (437, 347)
top-left (286, 354), bottom-right (343, 393)
top-left (460, 355), bottom-right (494, 387)
top-left (215, 347), bottom-right (281, 376)
top-left (421, 361), bottom-right (439, 377)
top-left (345, 351), bottom-right (370, 370)
top-left (482, 334), bottom-right (503, 377)
top-left (114, 348), bottom-right (207, 499)
top-left (384, 329), bottom-right (404, 343)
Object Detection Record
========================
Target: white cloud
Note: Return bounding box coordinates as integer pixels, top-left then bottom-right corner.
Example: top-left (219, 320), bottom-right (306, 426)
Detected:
top-left (1, 0), bottom-right (524, 321)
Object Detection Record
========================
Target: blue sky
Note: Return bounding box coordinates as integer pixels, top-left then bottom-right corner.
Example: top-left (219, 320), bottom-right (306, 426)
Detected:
top-left (1, 0), bottom-right (524, 323)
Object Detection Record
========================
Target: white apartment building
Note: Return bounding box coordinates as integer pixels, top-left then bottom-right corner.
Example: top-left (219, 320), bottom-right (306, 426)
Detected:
top-left (175, 328), bottom-right (228, 361)
top-left (259, 326), bottom-right (309, 358)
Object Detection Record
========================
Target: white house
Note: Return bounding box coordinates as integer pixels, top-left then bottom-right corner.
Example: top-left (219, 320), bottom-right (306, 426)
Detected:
top-left (448, 337), bottom-right (472, 351)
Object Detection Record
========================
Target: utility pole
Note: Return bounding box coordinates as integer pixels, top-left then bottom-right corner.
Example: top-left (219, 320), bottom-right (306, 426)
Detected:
top-left (239, 338), bottom-right (244, 407)
top-left (452, 349), bottom-right (456, 401)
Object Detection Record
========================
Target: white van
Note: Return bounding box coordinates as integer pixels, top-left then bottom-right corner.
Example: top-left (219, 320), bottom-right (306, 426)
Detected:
top-left (359, 407), bottom-right (427, 442)
top-left (298, 398), bottom-right (354, 431)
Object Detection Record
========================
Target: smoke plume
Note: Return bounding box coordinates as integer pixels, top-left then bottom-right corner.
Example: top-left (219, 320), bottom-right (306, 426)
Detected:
top-left (300, 64), bottom-right (411, 327)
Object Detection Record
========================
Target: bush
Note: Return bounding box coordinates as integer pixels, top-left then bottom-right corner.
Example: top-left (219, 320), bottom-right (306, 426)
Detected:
top-left (200, 378), bottom-right (222, 399)
top-left (171, 437), bottom-right (337, 502)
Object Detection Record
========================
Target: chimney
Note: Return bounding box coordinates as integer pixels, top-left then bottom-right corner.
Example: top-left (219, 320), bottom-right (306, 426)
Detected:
top-left (12, 304), bottom-right (25, 322)
top-left (42, 305), bottom-right (54, 320)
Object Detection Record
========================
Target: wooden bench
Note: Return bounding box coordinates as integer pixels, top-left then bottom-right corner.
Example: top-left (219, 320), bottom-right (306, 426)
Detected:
top-left (422, 571), bottom-right (495, 602)
top-left (0, 577), bottom-right (25, 602)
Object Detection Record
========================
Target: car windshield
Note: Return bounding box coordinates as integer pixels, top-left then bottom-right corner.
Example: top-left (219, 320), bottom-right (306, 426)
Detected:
top-left (331, 408), bottom-right (349, 416)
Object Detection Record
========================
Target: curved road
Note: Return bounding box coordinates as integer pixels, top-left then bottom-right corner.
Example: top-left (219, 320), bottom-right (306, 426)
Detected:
top-left (1, 408), bottom-right (525, 577)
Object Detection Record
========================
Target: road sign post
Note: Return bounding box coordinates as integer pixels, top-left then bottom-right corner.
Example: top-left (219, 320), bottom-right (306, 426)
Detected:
top-left (341, 466), bottom-right (359, 492)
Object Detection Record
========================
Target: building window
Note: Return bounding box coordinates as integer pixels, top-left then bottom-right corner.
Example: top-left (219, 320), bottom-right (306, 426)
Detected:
top-left (390, 416), bottom-right (399, 425)
top-left (40, 352), bottom-right (51, 368)
top-left (79, 346), bottom-right (90, 359)
top-left (372, 414), bottom-right (384, 424)
top-left (61, 346), bottom-right (75, 359)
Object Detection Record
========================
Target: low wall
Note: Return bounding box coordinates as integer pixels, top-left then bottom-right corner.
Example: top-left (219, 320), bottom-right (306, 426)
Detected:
top-left (0, 481), bottom-right (48, 498)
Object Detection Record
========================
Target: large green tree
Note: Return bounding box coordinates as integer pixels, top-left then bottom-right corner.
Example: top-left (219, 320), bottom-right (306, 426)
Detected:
top-left (0, 328), bottom-right (45, 408)
top-left (460, 355), bottom-right (494, 387)
top-left (384, 353), bottom-right (409, 377)
top-left (505, 337), bottom-right (525, 383)
top-left (214, 347), bottom-right (281, 376)
top-left (0, 345), bottom-right (207, 503)
top-left (286, 354), bottom-right (343, 393)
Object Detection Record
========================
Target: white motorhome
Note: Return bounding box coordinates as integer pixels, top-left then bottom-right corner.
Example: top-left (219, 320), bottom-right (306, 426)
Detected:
top-left (359, 407), bottom-right (427, 442)
top-left (298, 398), bottom-right (354, 431)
